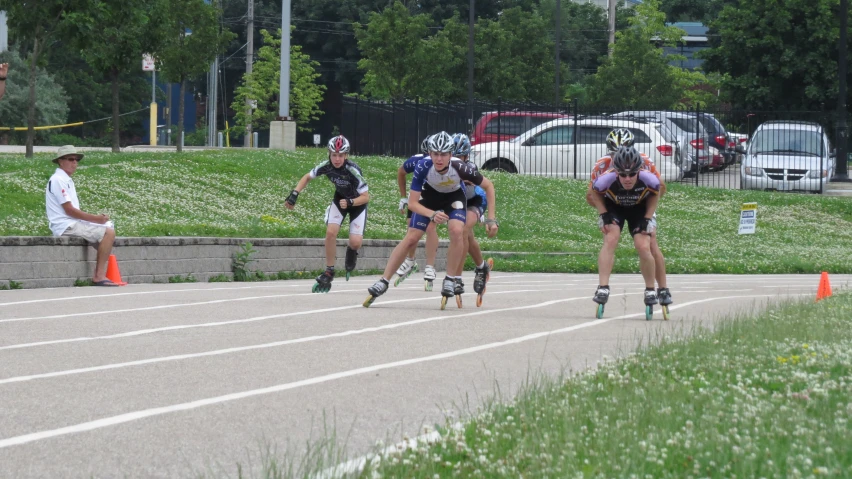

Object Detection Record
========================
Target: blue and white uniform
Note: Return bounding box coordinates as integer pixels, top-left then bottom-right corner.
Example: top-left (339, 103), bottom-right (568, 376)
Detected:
top-left (408, 158), bottom-right (484, 231)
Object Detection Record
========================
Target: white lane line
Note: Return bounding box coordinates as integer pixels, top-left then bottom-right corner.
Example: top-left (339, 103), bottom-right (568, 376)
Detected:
top-left (0, 286), bottom-right (419, 324)
top-left (0, 294), bottom-right (598, 385)
top-left (0, 292), bottom-right (794, 450)
top-left (0, 289), bottom-right (562, 351)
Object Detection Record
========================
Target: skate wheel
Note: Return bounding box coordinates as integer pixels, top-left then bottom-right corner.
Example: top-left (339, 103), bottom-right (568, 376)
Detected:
top-left (312, 283), bottom-right (319, 293)
top-left (440, 296), bottom-right (448, 310)
top-left (425, 281), bottom-right (433, 292)
top-left (486, 258), bottom-right (494, 281)
top-left (662, 305), bottom-right (670, 321)
top-left (346, 271), bottom-right (351, 281)
top-left (645, 305), bottom-right (653, 321)
top-left (476, 294), bottom-right (483, 307)
top-left (363, 295), bottom-right (376, 308)
top-left (595, 303), bottom-right (605, 319)
top-left (456, 295), bottom-right (463, 309)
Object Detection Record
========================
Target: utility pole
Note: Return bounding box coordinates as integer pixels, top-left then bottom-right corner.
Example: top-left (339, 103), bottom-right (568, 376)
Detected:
top-left (833, 0), bottom-right (850, 181)
top-left (244, 0), bottom-right (254, 147)
top-left (608, 0), bottom-right (616, 57)
top-left (467, 0), bottom-right (474, 129)
top-left (554, 0), bottom-right (561, 106)
top-left (207, 0), bottom-right (220, 147)
top-left (279, 0), bottom-right (291, 118)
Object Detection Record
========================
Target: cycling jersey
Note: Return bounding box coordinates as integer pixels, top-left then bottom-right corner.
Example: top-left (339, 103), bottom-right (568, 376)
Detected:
top-left (593, 170), bottom-right (660, 207)
top-left (589, 152), bottom-right (659, 185)
top-left (402, 154), bottom-right (425, 174)
top-left (309, 159), bottom-right (368, 200)
top-left (410, 158), bottom-right (484, 194)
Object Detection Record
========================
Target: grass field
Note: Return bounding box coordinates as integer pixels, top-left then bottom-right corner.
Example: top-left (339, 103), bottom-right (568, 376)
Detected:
top-left (1, 149), bottom-right (851, 274)
top-left (359, 292), bottom-right (852, 479)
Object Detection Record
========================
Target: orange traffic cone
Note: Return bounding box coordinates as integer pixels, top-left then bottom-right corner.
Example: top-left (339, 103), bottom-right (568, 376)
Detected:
top-left (816, 271), bottom-right (832, 302)
top-left (106, 254), bottom-right (128, 286)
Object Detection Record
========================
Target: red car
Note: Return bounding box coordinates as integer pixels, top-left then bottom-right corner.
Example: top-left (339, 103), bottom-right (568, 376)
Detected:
top-left (470, 111), bottom-right (569, 145)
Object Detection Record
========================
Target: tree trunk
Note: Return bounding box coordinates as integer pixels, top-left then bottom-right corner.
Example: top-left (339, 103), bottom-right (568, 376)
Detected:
top-left (26, 37), bottom-right (40, 159)
top-left (111, 67), bottom-right (121, 153)
top-left (177, 76), bottom-right (186, 153)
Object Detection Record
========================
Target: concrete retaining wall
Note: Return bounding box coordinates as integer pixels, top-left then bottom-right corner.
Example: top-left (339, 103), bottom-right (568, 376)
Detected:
top-left (0, 237), bottom-right (448, 289)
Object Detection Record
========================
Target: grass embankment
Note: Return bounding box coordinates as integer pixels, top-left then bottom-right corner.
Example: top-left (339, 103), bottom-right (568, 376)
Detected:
top-left (362, 293), bottom-right (852, 478)
top-left (1, 149), bottom-right (850, 274)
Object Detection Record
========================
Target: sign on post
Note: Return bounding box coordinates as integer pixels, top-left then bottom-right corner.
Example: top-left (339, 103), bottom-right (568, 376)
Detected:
top-left (313, 134), bottom-right (321, 146)
top-left (142, 54), bottom-right (156, 71)
top-left (738, 202), bottom-right (757, 234)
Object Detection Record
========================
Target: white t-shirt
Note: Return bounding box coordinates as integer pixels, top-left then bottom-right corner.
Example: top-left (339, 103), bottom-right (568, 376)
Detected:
top-left (45, 168), bottom-right (80, 236)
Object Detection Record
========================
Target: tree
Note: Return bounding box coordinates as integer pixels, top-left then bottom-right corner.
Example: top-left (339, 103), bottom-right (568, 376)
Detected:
top-left (0, 0), bottom-right (83, 157)
top-left (0, 49), bottom-right (69, 145)
top-left (354, 1), bottom-right (436, 101)
top-left (155, 0), bottom-right (233, 152)
top-left (701, 0), bottom-right (848, 110)
top-left (75, 0), bottom-right (166, 152)
top-left (231, 29), bottom-right (325, 135)
top-left (587, 0), bottom-right (685, 108)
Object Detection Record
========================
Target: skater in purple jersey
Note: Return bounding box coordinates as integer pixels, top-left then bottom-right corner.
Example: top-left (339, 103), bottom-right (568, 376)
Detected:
top-left (588, 146), bottom-right (663, 320)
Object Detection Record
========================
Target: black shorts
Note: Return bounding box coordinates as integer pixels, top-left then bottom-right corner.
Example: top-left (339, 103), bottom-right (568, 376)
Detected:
top-left (467, 194), bottom-right (483, 212)
top-left (409, 188), bottom-right (468, 231)
top-left (606, 203), bottom-right (647, 237)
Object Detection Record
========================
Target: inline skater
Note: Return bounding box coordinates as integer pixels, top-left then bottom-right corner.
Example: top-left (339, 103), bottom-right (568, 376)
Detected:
top-left (285, 135), bottom-right (370, 292)
top-left (452, 133), bottom-right (494, 307)
top-left (364, 131), bottom-right (499, 309)
top-left (586, 128), bottom-right (673, 318)
top-left (589, 146), bottom-right (661, 320)
top-left (394, 135), bottom-right (440, 289)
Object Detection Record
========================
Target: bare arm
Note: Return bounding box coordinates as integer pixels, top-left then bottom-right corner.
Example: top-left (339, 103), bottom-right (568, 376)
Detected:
top-left (588, 189), bottom-right (608, 215)
top-left (62, 203), bottom-right (109, 224)
top-left (479, 177), bottom-right (499, 237)
top-left (0, 63), bottom-right (7, 101)
top-left (397, 166), bottom-right (408, 198)
top-left (644, 193), bottom-right (659, 219)
top-left (285, 173), bottom-right (312, 210)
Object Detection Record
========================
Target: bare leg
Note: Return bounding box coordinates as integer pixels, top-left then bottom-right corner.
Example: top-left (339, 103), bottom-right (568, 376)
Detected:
top-left (324, 223), bottom-right (342, 268)
top-left (445, 219), bottom-right (465, 276)
top-left (634, 234), bottom-right (656, 288)
top-left (465, 210), bottom-right (484, 266)
top-left (425, 222), bottom-right (439, 266)
top-left (93, 228), bottom-right (116, 282)
top-left (382, 228), bottom-right (425, 280)
top-left (651, 234), bottom-right (667, 288)
top-left (597, 225), bottom-right (621, 286)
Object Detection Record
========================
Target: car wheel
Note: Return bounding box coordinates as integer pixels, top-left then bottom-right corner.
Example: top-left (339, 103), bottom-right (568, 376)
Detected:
top-left (482, 158), bottom-right (517, 173)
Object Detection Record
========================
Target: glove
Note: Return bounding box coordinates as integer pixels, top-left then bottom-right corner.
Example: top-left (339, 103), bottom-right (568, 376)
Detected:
top-left (633, 218), bottom-right (653, 234)
top-left (285, 189), bottom-right (299, 206)
top-left (599, 212), bottom-right (615, 225)
top-left (398, 197), bottom-right (409, 213)
top-left (343, 198), bottom-right (354, 209)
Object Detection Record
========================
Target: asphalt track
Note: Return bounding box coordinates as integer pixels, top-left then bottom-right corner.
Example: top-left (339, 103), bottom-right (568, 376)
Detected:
top-left (0, 272), bottom-right (848, 478)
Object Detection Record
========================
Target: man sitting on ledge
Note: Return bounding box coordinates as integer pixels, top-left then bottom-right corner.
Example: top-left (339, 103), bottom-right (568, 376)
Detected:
top-left (45, 145), bottom-right (118, 286)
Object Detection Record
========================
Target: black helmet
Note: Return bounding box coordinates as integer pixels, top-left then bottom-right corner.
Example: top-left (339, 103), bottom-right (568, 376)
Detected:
top-left (612, 146), bottom-right (643, 175)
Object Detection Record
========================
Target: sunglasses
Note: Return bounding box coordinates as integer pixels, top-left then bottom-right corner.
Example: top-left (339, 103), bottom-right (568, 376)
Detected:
top-left (618, 172), bottom-right (637, 178)
top-left (61, 157), bottom-right (81, 162)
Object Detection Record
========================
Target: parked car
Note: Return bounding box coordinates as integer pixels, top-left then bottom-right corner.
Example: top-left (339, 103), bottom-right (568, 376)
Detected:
top-left (693, 112), bottom-right (738, 167)
top-left (740, 121), bottom-right (835, 193)
top-left (612, 111), bottom-right (719, 174)
top-left (470, 111), bottom-right (569, 145)
top-left (469, 117), bottom-right (684, 182)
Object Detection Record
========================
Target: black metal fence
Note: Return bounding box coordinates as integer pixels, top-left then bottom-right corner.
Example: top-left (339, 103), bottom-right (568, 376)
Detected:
top-left (341, 97), bottom-right (846, 193)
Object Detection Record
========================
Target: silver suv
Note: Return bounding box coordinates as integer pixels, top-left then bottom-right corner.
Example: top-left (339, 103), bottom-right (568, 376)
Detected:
top-left (740, 121), bottom-right (835, 193)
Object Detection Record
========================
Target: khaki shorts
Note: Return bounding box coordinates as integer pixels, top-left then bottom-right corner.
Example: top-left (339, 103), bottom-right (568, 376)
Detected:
top-left (62, 222), bottom-right (109, 246)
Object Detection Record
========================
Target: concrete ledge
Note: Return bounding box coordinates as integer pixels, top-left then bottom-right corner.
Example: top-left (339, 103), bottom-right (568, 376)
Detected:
top-left (0, 237), bottom-right (449, 289)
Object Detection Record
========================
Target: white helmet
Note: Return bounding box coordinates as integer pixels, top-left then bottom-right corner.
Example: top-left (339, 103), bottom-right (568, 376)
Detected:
top-left (327, 135), bottom-right (351, 154)
top-left (427, 131), bottom-right (455, 153)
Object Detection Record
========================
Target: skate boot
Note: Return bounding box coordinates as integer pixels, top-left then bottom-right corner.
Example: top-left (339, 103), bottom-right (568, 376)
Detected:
top-left (344, 247), bottom-right (359, 281)
top-left (439, 276), bottom-right (456, 310)
top-left (393, 257), bottom-right (419, 286)
top-left (473, 258), bottom-right (494, 307)
top-left (363, 278), bottom-right (389, 307)
top-left (657, 287), bottom-right (672, 320)
top-left (312, 267), bottom-right (335, 293)
top-left (423, 265), bottom-right (437, 291)
top-left (644, 288), bottom-right (658, 321)
top-left (593, 285), bottom-right (610, 319)
top-left (453, 278), bottom-right (465, 308)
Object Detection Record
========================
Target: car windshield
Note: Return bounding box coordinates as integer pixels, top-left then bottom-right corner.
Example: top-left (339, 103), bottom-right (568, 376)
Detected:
top-left (750, 130), bottom-right (823, 156)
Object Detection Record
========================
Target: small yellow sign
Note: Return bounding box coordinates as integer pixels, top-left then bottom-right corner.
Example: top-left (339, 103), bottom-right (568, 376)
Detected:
top-left (738, 203), bottom-right (757, 235)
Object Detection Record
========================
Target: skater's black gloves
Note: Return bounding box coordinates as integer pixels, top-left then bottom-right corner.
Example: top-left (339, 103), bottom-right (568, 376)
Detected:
top-left (484, 219), bottom-right (499, 227)
top-left (599, 212), bottom-right (615, 225)
top-left (285, 190), bottom-right (299, 206)
top-left (344, 198), bottom-right (354, 209)
top-left (634, 218), bottom-right (652, 234)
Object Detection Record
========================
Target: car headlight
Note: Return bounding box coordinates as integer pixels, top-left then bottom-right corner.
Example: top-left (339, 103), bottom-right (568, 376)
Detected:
top-left (807, 169), bottom-right (828, 179)
top-left (744, 166), bottom-right (764, 177)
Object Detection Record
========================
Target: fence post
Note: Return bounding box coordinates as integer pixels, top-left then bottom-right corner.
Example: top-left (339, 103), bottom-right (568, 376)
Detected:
top-left (573, 98), bottom-right (579, 179)
top-left (497, 97), bottom-right (502, 169)
top-left (695, 103), bottom-right (700, 187)
top-left (415, 98), bottom-right (420, 151)
top-left (391, 99), bottom-right (396, 156)
top-left (353, 98), bottom-right (359, 156)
